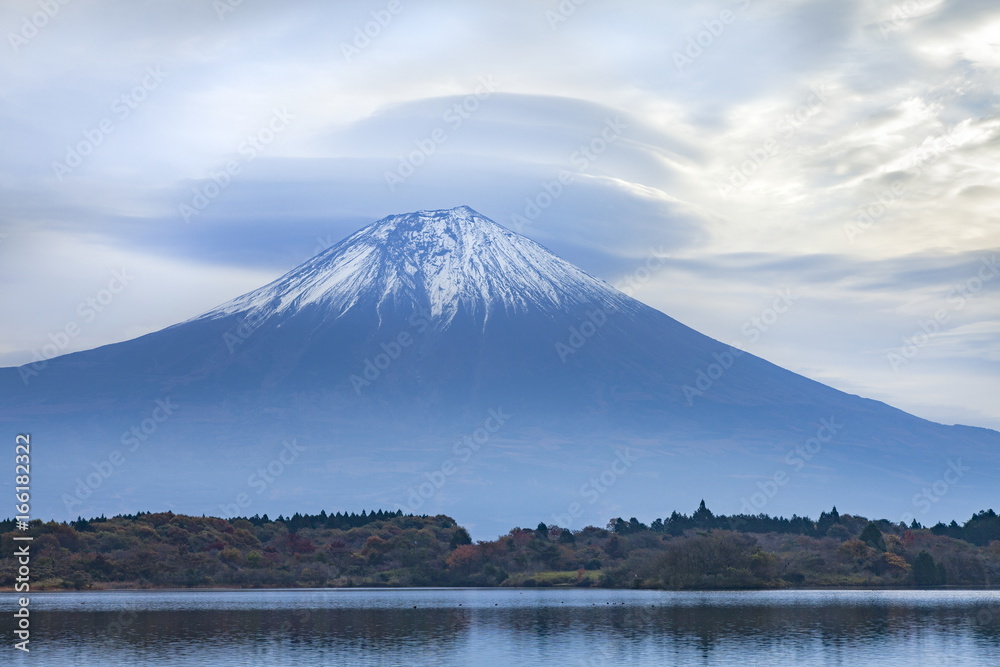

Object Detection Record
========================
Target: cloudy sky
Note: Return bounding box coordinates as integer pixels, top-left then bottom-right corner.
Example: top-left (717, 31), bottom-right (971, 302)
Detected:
top-left (1, 0), bottom-right (998, 430)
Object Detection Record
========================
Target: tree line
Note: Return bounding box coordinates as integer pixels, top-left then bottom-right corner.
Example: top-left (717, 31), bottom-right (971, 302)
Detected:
top-left (1, 503), bottom-right (997, 591)
top-left (607, 501), bottom-right (1000, 546)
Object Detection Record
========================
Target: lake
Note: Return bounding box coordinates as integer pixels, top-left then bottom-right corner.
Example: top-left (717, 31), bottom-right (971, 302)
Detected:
top-left (2, 588), bottom-right (999, 665)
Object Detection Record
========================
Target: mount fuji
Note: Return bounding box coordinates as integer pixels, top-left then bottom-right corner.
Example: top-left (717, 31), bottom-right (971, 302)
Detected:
top-left (2, 206), bottom-right (997, 538)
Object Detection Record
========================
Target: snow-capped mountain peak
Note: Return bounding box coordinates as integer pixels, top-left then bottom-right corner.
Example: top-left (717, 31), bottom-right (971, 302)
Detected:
top-left (197, 206), bottom-right (630, 327)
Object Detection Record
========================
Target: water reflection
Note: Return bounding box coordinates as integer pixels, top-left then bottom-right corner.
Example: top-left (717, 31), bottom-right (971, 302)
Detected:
top-left (1, 589), bottom-right (997, 666)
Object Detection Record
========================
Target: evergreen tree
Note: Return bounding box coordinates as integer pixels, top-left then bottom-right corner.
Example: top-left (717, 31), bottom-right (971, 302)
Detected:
top-left (859, 522), bottom-right (886, 551)
top-left (449, 527), bottom-right (473, 549)
top-left (558, 529), bottom-right (576, 544)
top-left (693, 500), bottom-right (715, 528)
top-left (628, 517), bottom-right (647, 533)
top-left (913, 551), bottom-right (943, 586)
top-left (666, 511), bottom-right (688, 536)
top-left (817, 507), bottom-right (841, 536)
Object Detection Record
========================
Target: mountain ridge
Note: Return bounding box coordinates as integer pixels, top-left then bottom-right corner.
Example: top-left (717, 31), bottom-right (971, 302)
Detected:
top-left (1, 206), bottom-right (997, 538)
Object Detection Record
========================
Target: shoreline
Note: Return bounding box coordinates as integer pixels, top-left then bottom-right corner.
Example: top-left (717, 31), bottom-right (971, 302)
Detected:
top-left (3, 583), bottom-right (997, 594)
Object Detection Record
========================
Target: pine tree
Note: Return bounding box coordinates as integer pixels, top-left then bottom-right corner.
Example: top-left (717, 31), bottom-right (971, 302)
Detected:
top-left (913, 551), bottom-right (942, 586)
top-left (693, 500), bottom-right (715, 528)
top-left (449, 527), bottom-right (473, 549)
top-left (859, 522), bottom-right (886, 551)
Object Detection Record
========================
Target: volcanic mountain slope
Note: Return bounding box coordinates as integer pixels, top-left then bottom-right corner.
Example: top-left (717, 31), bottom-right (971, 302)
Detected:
top-left (1, 206), bottom-right (996, 537)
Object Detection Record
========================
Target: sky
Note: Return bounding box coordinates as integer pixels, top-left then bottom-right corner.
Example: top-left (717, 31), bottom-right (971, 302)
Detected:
top-left (0, 0), bottom-right (998, 430)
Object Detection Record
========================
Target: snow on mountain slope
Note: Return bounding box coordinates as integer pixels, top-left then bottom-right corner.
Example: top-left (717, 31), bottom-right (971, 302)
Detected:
top-left (197, 206), bottom-right (639, 328)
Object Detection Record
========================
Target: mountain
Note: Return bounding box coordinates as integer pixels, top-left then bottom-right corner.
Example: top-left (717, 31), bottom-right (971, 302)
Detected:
top-left (2, 206), bottom-right (997, 538)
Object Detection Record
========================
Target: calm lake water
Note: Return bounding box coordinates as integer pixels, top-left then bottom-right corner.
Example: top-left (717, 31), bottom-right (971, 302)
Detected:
top-left (2, 588), bottom-right (999, 665)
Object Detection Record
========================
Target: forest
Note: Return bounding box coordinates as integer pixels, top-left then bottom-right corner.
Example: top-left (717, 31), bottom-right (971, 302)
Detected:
top-left (2, 503), bottom-right (999, 590)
